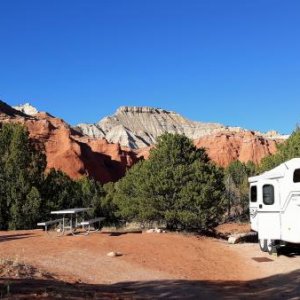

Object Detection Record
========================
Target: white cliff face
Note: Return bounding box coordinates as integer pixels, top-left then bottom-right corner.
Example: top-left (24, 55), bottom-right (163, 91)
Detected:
top-left (77, 106), bottom-right (224, 148)
top-left (76, 106), bottom-right (289, 149)
top-left (13, 103), bottom-right (39, 116)
top-left (76, 123), bottom-right (106, 139)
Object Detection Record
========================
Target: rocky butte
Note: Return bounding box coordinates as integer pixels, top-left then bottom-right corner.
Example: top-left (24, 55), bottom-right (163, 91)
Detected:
top-left (77, 106), bottom-right (288, 166)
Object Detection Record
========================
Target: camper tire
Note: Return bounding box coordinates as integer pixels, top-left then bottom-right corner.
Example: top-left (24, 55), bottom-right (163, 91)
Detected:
top-left (259, 239), bottom-right (268, 252)
top-left (267, 239), bottom-right (278, 255)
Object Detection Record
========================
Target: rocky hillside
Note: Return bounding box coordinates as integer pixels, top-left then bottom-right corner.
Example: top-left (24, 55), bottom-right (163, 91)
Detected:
top-left (76, 106), bottom-right (225, 148)
top-left (76, 106), bottom-right (288, 150)
top-left (1, 101), bottom-right (138, 183)
top-left (4, 101), bottom-right (288, 177)
top-left (76, 105), bottom-right (287, 166)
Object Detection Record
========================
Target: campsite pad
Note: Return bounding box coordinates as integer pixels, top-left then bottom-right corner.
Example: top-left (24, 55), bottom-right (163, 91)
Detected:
top-left (252, 257), bottom-right (274, 263)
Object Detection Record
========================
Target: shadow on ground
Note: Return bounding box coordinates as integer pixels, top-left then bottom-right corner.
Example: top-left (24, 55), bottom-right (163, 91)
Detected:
top-left (0, 233), bottom-right (34, 244)
top-left (2, 269), bottom-right (300, 299)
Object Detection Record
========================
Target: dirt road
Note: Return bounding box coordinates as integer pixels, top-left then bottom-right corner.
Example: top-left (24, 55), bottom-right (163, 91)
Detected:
top-left (1, 230), bottom-right (300, 299)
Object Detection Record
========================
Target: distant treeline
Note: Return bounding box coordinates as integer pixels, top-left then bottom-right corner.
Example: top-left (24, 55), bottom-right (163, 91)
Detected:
top-left (0, 123), bottom-right (299, 231)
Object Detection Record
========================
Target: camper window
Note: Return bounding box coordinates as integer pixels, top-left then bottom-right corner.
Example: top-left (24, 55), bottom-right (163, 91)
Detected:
top-left (263, 184), bottom-right (274, 205)
top-left (293, 169), bottom-right (300, 183)
top-left (250, 186), bottom-right (257, 202)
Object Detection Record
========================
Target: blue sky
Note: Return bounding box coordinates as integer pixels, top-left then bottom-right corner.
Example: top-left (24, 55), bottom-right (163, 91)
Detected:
top-left (0, 0), bottom-right (299, 134)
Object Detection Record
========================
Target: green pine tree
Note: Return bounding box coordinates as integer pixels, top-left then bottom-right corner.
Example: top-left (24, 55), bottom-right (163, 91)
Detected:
top-left (114, 133), bottom-right (225, 231)
top-left (260, 127), bottom-right (300, 172)
top-left (0, 123), bottom-right (46, 229)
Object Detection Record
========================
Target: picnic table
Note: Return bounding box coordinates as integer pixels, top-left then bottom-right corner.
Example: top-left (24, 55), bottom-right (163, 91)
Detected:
top-left (37, 207), bottom-right (105, 237)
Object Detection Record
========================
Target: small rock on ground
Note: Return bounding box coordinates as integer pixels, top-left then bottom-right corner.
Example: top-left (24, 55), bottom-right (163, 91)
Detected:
top-left (107, 252), bottom-right (123, 257)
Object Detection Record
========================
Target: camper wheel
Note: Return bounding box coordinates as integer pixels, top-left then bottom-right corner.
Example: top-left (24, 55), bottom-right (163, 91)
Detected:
top-left (267, 239), bottom-right (278, 255)
top-left (259, 239), bottom-right (268, 252)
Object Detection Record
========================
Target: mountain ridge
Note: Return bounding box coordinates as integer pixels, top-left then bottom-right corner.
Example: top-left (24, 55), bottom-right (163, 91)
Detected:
top-left (7, 101), bottom-right (287, 171)
top-left (76, 105), bottom-right (288, 149)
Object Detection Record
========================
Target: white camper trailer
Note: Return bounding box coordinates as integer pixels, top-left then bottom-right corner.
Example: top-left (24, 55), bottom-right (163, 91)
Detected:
top-left (249, 158), bottom-right (300, 253)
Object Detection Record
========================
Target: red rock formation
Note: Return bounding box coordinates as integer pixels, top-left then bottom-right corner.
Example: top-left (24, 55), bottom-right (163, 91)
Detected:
top-left (136, 131), bottom-right (280, 167)
top-left (136, 146), bottom-right (153, 160)
top-left (0, 101), bottom-right (138, 183)
top-left (194, 131), bottom-right (279, 167)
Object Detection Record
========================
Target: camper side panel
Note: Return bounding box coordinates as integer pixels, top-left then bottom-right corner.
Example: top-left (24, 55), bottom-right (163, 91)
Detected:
top-left (280, 169), bottom-right (300, 243)
top-left (257, 180), bottom-right (281, 240)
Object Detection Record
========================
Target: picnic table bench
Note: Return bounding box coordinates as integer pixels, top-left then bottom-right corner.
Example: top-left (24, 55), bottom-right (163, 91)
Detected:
top-left (37, 208), bottom-right (105, 237)
top-left (80, 217), bottom-right (106, 234)
top-left (37, 218), bottom-right (65, 236)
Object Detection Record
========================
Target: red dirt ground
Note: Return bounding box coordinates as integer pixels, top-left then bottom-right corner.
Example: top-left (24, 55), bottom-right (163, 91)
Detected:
top-left (1, 229), bottom-right (300, 299)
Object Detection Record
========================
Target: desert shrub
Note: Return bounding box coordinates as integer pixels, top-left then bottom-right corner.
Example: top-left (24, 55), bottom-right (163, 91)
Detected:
top-left (42, 171), bottom-right (115, 222)
top-left (224, 160), bottom-right (257, 221)
top-left (78, 176), bottom-right (119, 223)
top-left (114, 133), bottom-right (225, 231)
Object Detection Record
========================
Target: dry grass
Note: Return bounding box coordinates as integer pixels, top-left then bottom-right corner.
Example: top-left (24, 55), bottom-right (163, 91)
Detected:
top-left (0, 257), bottom-right (54, 299)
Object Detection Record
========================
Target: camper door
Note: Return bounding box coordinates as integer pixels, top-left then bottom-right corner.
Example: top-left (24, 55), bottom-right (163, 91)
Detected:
top-left (249, 184), bottom-right (258, 231)
top-left (257, 180), bottom-right (281, 240)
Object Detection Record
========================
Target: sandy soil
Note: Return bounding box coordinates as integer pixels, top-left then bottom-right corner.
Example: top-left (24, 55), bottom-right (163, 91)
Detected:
top-left (1, 229), bottom-right (300, 299)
